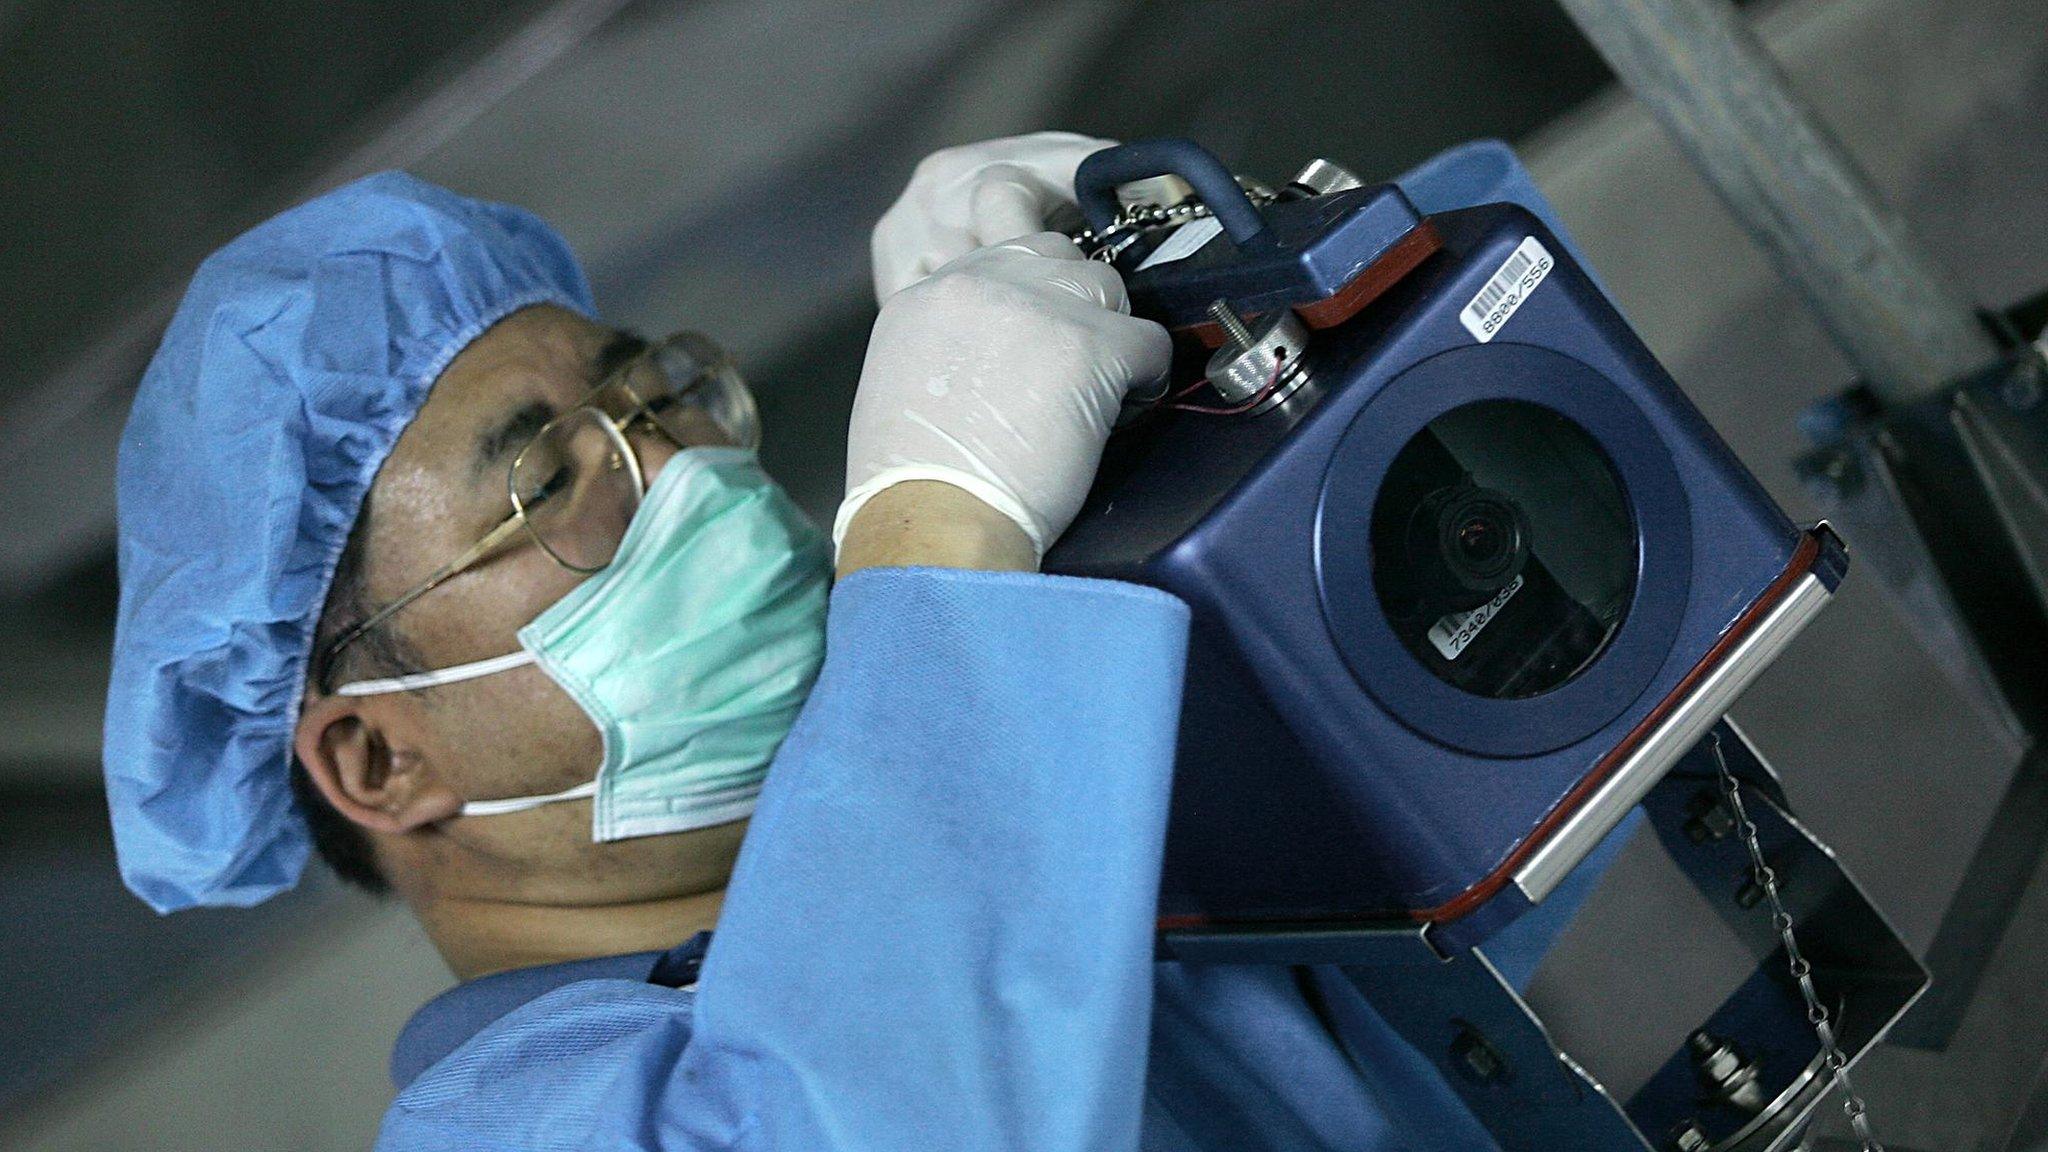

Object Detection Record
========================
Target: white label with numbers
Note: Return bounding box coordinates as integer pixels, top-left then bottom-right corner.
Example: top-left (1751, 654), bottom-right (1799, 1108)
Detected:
top-left (1460, 236), bottom-right (1554, 343)
top-left (1427, 575), bottom-right (1524, 661)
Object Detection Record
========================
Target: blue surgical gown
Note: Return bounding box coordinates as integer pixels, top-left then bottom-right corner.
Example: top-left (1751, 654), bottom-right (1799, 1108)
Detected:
top-left (377, 568), bottom-right (1623, 1151)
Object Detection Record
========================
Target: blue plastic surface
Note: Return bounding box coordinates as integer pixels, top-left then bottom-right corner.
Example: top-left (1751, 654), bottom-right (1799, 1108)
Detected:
top-left (1315, 341), bottom-right (1693, 756)
top-left (1124, 183), bottom-right (1424, 323)
top-left (1045, 141), bottom-right (1804, 950)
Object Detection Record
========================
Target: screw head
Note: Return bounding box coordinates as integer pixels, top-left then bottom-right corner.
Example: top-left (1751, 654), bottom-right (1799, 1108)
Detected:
top-left (1449, 1023), bottom-right (1509, 1085)
top-left (1684, 789), bottom-right (1736, 843)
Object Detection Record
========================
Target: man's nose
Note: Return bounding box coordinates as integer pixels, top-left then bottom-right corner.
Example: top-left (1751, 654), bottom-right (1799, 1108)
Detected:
top-left (627, 406), bottom-right (738, 487)
top-left (628, 422), bottom-right (682, 486)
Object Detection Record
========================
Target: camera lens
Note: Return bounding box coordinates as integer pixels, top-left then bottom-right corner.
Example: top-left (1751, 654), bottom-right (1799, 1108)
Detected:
top-left (1456, 518), bottom-right (1501, 564)
top-left (1368, 399), bottom-right (1636, 700)
top-left (1404, 485), bottom-right (1531, 612)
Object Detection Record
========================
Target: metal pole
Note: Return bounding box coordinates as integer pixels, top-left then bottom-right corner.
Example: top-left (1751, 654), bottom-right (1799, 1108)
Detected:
top-left (1556, 0), bottom-right (2001, 404)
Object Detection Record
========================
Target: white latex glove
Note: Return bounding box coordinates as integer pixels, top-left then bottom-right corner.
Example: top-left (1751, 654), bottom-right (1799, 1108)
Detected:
top-left (835, 232), bottom-right (1172, 559)
top-left (871, 131), bottom-right (1116, 302)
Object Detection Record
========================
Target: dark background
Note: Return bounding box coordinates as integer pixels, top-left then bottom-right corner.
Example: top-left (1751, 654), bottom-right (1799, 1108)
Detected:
top-left (3, 1), bottom-right (2044, 1148)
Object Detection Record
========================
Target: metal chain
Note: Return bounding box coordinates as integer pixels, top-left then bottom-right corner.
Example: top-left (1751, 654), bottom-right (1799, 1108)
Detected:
top-left (1070, 182), bottom-right (1280, 262)
top-left (1709, 734), bottom-right (1885, 1152)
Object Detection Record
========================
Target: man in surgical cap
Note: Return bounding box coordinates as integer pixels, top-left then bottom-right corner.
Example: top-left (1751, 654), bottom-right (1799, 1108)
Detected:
top-left (106, 134), bottom-right (1612, 1150)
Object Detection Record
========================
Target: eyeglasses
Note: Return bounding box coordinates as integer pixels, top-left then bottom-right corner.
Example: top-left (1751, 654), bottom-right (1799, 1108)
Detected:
top-left (315, 331), bottom-right (757, 692)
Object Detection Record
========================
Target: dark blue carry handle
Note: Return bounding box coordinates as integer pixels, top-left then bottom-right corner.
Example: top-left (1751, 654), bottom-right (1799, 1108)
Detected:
top-left (1075, 137), bottom-right (1271, 247)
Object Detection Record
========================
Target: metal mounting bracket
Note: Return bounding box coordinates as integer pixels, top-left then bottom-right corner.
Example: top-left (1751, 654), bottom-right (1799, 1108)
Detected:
top-left (1312, 723), bottom-right (1924, 1151)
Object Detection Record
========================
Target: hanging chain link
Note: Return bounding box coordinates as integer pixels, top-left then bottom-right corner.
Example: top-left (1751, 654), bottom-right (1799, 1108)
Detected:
top-left (1070, 182), bottom-right (1280, 263)
top-left (1709, 734), bottom-right (1885, 1152)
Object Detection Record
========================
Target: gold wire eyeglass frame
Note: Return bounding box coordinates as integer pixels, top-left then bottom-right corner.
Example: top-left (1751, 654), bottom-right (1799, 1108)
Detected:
top-left (314, 332), bottom-right (753, 692)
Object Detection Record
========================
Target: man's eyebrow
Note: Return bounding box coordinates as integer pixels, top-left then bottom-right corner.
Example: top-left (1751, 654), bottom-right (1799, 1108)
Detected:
top-left (475, 400), bottom-right (558, 475)
top-left (473, 331), bottom-right (647, 474)
top-left (593, 329), bottom-right (650, 385)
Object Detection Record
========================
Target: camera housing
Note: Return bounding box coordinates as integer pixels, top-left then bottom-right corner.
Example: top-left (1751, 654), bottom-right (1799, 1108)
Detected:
top-left (1046, 139), bottom-right (1843, 952)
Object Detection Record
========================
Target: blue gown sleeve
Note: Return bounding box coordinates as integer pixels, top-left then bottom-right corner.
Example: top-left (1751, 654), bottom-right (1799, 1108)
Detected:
top-left (676, 568), bottom-right (1189, 1151)
top-left (377, 568), bottom-right (1190, 1151)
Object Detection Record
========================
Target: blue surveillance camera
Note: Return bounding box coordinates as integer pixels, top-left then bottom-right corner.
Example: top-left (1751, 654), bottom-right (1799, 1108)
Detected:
top-left (1046, 137), bottom-right (1843, 954)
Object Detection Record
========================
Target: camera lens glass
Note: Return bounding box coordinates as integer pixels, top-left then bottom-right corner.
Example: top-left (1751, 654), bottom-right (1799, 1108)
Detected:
top-left (1455, 515), bottom-right (1505, 566)
top-left (1370, 400), bottom-right (1635, 699)
top-left (1404, 485), bottom-right (1531, 612)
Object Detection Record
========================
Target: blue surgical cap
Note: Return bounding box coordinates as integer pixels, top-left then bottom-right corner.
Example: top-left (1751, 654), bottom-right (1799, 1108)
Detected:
top-left (105, 172), bottom-right (596, 913)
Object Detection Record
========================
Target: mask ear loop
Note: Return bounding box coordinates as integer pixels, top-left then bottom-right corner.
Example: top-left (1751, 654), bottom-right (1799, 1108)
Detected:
top-left (332, 650), bottom-right (536, 696)
top-left (460, 778), bottom-right (598, 817)
top-left (332, 649), bottom-right (600, 818)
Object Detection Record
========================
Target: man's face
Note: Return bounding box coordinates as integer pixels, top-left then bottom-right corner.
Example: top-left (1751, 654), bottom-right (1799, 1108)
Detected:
top-left (326, 304), bottom-right (747, 906)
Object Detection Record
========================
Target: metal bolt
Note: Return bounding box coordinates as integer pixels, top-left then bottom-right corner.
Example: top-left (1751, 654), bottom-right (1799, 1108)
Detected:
top-left (1201, 305), bottom-right (1311, 409)
top-left (1668, 1120), bottom-right (1712, 1152)
top-left (1209, 299), bottom-right (1255, 350)
top-left (1684, 789), bottom-right (1736, 843)
top-left (1689, 1029), bottom-right (1767, 1114)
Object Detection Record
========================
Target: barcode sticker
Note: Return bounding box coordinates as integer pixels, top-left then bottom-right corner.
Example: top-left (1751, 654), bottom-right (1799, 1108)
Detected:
top-left (1460, 236), bottom-right (1554, 343)
top-left (1427, 575), bottom-right (1524, 661)
top-left (1137, 217), bottom-right (1225, 270)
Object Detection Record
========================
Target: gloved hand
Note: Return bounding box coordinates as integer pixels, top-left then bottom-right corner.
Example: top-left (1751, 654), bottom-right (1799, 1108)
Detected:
top-left (835, 232), bottom-right (1172, 560)
top-left (871, 131), bottom-right (1115, 301)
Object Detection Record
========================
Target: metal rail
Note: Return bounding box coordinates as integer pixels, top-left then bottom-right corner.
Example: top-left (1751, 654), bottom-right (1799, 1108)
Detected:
top-left (1556, 0), bottom-right (2001, 403)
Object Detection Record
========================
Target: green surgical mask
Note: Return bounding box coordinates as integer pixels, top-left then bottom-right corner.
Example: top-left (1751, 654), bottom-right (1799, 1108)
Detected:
top-left (337, 447), bottom-right (831, 839)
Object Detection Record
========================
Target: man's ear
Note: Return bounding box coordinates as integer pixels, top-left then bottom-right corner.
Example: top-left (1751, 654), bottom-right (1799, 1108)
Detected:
top-left (294, 694), bottom-right (463, 835)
